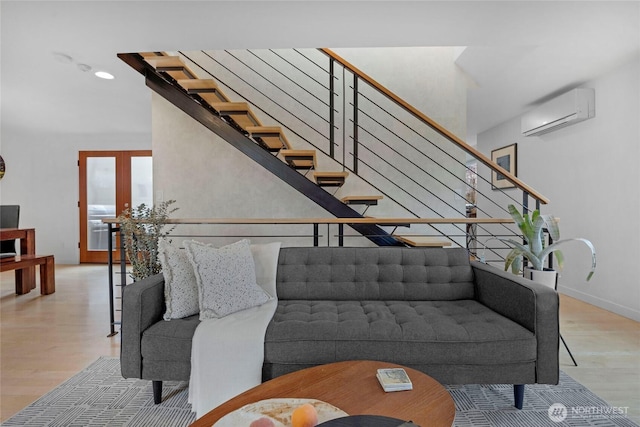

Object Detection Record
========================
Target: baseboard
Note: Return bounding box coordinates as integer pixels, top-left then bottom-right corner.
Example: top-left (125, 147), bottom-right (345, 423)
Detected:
top-left (559, 287), bottom-right (640, 322)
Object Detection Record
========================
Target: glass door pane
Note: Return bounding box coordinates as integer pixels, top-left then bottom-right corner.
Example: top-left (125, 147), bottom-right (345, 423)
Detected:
top-left (130, 156), bottom-right (153, 208)
top-left (86, 157), bottom-right (116, 251)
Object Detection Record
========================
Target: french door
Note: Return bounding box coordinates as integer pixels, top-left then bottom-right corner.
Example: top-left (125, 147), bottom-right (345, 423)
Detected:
top-left (79, 150), bottom-right (152, 263)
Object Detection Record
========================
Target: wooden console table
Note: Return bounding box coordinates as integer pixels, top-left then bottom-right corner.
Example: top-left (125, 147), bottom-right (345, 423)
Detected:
top-left (0, 228), bottom-right (55, 295)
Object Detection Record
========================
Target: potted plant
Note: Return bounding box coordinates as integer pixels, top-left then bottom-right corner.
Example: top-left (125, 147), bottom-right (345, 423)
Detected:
top-left (501, 204), bottom-right (596, 288)
top-left (116, 200), bottom-right (178, 281)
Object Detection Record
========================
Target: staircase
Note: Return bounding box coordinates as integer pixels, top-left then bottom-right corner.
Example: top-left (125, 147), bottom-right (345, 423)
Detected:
top-left (120, 49), bottom-right (548, 255)
top-left (123, 51), bottom-right (401, 246)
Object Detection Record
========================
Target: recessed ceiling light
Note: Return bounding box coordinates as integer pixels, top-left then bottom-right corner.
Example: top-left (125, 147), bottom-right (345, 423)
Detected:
top-left (95, 71), bottom-right (115, 80)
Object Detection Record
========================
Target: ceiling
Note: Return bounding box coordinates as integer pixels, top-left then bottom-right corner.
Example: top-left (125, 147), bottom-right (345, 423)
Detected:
top-left (2, 1), bottom-right (639, 141)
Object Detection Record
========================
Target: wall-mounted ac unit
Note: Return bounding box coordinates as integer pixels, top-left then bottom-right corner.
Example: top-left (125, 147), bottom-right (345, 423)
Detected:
top-left (521, 88), bottom-right (595, 137)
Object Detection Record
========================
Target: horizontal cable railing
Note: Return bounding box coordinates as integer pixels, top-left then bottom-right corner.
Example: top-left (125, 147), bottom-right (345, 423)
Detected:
top-left (102, 217), bottom-right (514, 249)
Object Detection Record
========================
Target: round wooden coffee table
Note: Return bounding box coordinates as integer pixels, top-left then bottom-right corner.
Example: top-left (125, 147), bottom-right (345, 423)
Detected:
top-left (189, 360), bottom-right (455, 427)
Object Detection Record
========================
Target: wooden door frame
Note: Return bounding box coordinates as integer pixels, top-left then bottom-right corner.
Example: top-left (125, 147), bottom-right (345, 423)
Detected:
top-left (79, 150), bottom-right (152, 264)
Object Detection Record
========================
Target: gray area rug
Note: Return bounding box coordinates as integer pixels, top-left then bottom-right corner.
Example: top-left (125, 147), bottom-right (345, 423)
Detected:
top-left (4, 357), bottom-right (637, 427)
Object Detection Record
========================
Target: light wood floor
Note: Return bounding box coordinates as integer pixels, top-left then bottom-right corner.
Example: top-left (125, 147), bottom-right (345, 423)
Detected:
top-left (1, 265), bottom-right (639, 423)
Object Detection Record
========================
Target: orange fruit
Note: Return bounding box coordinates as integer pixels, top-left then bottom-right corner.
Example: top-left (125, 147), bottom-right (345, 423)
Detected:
top-left (291, 403), bottom-right (318, 427)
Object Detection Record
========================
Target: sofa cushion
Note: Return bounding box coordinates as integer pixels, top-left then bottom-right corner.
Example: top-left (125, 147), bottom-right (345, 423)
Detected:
top-left (264, 300), bottom-right (536, 367)
top-left (276, 247), bottom-right (475, 301)
top-left (184, 239), bottom-right (271, 319)
top-left (141, 314), bottom-right (200, 363)
top-left (158, 239), bottom-right (199, 320)
top-left (251, 242), bottom-right (282, 298)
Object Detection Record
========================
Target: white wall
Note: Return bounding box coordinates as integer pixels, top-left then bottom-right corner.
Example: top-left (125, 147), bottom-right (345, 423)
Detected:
top-left (332, 47), bottom-right (468, 140)
top-left (0, 129), bottom-right (151, 264)
top-left (477, 56), bottom-right (640, 320)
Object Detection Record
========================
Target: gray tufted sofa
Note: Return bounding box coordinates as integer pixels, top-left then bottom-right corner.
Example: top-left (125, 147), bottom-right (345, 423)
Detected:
top-left (120, 246), bottom-right (559, 409)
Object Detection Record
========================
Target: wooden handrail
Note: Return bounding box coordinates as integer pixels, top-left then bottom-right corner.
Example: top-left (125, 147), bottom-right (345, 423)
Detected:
top-left (319, 48), bottom-right (549, 205)
top-left (103, 217), bottom-right (513, 225)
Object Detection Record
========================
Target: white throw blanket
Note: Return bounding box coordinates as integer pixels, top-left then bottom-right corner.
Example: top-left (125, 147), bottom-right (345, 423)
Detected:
top-left (188, 242), bottom-right (281, 419)
top-left (188, 299), bottom-right (277, 418)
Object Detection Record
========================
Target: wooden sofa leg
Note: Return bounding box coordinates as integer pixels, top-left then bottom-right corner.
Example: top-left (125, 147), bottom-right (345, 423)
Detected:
top-left (153, 381), bottom-right (163, 404)
top-left (514, 384), bottom-right (524, 409)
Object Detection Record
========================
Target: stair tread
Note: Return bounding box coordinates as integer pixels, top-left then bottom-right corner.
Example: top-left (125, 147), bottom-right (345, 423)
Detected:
top-left (177, 79), bottom-right (219, 92)
top-left (395, 235), bottom-right (452, 247)
top-left (178, 79), bottom-right (230, 102)
top-left (144, 56), bottom-right (184, 69)
top-left (144, 55), bottom-right (197, 80)
top-left (342, 195), bottom-right (383, 202)
top-left (245, 126), bottom-right (283, 133)
top-left (199, 91), bottom-right (231, 104)
top-left (209, 102), bottom-right (250, 112)
top-left (232, 115), bottom-right (262, 129)
top-left (313, 171), bottom-right (349, 177)
top-left (281, 150), bottom-right (316, 169)
top-left (281, 149), bottom-right (316, 156)
top-left (342, 195), bottom-right (383, 206)
top-left (246, 126), bottom-right (289, 150)
top-left (314, 171), bottom-right (349, 187)
top-left (209, 102), bottom-right (263, 130)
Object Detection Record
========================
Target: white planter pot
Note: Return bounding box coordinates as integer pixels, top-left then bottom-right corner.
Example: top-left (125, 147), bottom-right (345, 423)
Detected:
top-left (524, 267), bottom-right (558, 290)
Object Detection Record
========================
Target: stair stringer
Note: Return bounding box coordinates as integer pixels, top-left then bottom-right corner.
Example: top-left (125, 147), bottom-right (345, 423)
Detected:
top-left (133, 57), bottom-right (401, 247)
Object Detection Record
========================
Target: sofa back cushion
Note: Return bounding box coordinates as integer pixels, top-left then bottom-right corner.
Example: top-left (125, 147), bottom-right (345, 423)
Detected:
top-left (276, 247), bottom-right (474, 301)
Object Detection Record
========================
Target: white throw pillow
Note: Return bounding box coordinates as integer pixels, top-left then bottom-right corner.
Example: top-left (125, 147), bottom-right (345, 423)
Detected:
top-left (184, 239), bottom-right (271, 319)
top-left (250, 242), bottom-right (281, 298)
top-left (158, 238), bottom-right (199, 320)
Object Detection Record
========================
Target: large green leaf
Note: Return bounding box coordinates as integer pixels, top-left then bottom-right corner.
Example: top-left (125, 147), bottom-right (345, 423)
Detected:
top-left (530, 215), bottom-right (546, 256)
top-left (553, 249), bottom-right (565, 270)
top-left (541, 214), bottom-right (561, 241)
top-left (508, 204), bottom-right (527, 235)
top-left (498, 238), bottom-right (543, 271)
top-left (504, 248), bottom-right (522, 272)
top-left (508, 204), bottom-right (538, 244)
top-left (538, 238), bottom-right (597, 281)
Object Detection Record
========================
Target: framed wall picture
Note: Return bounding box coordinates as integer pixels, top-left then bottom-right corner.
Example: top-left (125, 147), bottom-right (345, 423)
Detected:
top-left (491, 143), bottom-right (517, 189)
